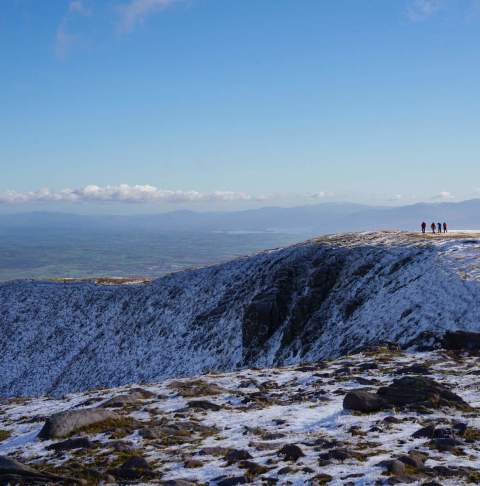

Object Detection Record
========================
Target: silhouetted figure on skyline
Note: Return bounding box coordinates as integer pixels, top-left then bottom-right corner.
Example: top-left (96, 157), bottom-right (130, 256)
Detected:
top-left (431, 222), bottom-right (436, 234)
top-left (421, 222), bottom-right (426, 233)
top-left (438, 222), bottom-right (442, 233)
top-left (443, 222), bottom-right (448, 233)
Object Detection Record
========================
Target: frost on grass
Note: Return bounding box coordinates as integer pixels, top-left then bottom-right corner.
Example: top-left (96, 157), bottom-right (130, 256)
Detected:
top-left (1, 231), bottom-right (480, 397)
top-left (1, 346), bottom-right (480, 484)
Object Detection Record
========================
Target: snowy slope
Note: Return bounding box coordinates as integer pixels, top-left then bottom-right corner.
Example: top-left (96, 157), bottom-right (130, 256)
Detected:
top-left (1, 231), bottom-right (480, 397)
top-left (1, 347), bottom-right (480, 485)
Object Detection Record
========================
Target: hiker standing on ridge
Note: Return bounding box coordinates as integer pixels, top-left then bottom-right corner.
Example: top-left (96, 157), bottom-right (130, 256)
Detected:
top-left (443, 222), bottom-right (448, 233)
top-left (421, 222), bottom-right (426, 233)
top-left (431, 222), bottom-right (436, 234)
top-left (438, 222), bottom-right (442, 233)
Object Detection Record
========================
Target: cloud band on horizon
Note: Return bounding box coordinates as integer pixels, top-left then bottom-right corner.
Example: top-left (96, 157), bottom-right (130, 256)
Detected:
top-left (0, 185), bottom-right (269, 205)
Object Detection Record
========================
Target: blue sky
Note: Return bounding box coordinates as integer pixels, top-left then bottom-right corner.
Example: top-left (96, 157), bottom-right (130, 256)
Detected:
top-left (1, 0), bottom-right (479, 213)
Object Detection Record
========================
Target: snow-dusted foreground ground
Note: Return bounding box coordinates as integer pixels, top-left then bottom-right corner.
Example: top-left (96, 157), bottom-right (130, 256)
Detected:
top-left (1, 345), bottom-right (480, 485)
top-left (1, 231), bottom-right (480, 397)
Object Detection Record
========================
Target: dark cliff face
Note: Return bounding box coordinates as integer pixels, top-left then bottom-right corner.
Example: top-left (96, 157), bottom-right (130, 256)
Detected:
top-left (241, 249), bottom-right (347, 363)
top-left (1, 232), bottom-right (480, 397)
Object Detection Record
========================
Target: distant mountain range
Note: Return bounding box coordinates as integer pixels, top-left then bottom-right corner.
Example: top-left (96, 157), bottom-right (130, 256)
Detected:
top-left (1, 199), bottom-right (479, 234)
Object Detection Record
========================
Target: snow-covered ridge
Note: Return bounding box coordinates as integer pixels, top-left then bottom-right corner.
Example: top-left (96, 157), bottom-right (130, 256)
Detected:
top-left (1, 231), bottom-right (480, 397)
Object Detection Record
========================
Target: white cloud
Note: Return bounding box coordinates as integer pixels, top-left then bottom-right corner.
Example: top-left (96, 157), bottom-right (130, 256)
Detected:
top-left (0, 185), bottom-right (265, 205)
top-left (54, 1), bottom-right (91, 59)
top-left (69, 1), bottom-right (91, 16)
top-left (432, 191), bottom-right (454, 200)
top-left (308, 191), bottom-right (336, 199)
top-left (55, 23), bottom-right (76, 60)
top-left (117, 0), bottom-right (180, 33)
top-left (407, 0), bottom-right (442, 21)
top-left (309, 191), bottom-right (326, 199)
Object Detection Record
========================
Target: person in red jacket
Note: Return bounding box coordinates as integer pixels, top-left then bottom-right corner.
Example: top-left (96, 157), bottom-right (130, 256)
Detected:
top-left (421, 222), bottom-right (426, 233)
top-left (431, 222), bottom-right (436, 234)
top-left (443, 222), bottom-right (448, 233)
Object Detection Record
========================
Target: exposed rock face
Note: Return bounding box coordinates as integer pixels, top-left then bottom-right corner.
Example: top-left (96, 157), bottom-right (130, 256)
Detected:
top-left (344, 376), bottom-right (471, 413)
top-left (443, 331), bottom-right (480, 352)
top-left (343, 389), bottom-right (386, 413)
top-left (1, 232), bottom-right (480, 396)
top-left (38, 409), bottom-right (118, 440)
top-left (377, 376), bottom-right (470, 410)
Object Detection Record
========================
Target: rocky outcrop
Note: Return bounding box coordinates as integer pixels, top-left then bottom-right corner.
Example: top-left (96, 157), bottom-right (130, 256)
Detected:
top-left (0, 456), bottom-right (74, 484)
top-left (344, 376), bottom-right (470, 413)
top-left (377, 376), bottom-right (470, 410)
top-left (343, 389), bottom-right (386, 413)
top-left (38, 409), bottom-right (119, 440)
top-left (443, 331), bottom-right (480, 352)
top-left (46, 437), bottom-right (92, 451)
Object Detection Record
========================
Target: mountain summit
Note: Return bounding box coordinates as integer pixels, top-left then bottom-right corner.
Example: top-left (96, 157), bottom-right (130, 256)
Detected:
top-left (1, 231), bottom-right (479, 397)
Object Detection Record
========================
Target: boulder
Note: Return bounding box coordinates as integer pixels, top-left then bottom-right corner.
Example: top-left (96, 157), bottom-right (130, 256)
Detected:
top-left (355, 376), bottom-right (378, 385)
top-left (319, 448), bottom-right (365, 462)
top-left (277, 444), bottom-right (305, 462)
top-left (376, 459), bottom-right (406, 475)
top-left (128, 387), bottom-right (156, 399)
top-left (169, 379), bottom-right (225, 397)
top-left (377, 376), bottom-right (470, 410)
top-left (100, 394), bottom-right (140, 408)
top-left (395, 364), bottom-right (431, 375)
top-left (387, 476), bottom-right (418, 484)
top-left (38, 408), bottom-right (119, 440)
top-left (100, 388), bottom-right (155, 408)
top-left (237, 460), bottom-right (269, 474)
top-left (429, 437), bottom-right (462, 452)
top-left (184, 459), bottom-right (203, 468)
top-left (433, 428), bottom-right (455, 439)
top-left (383, 416), bottom-right (402, 424)
top-left (356, 361), bottom-right (379, 371)
top-left (443, 331), bottom-right (480, 352)
top-left (310, 474), bottom-right (333, 485)
top-left (46, 437), bottom-right (92, 451)
top-left (109, 440), bottom-right (134, 452)
top-left (140, 419), bottom-right (216, 442)
top-left (453, 422), bottom-right (468, 436)
top-left (0, 455), bottom-right (72, 483)
top-left (412, 425), bottom-right (435, 439)
top-left (198, 447), bottom-right (233, 456)
top-left (343, 389), bottom-right (386, 413)
top-left (112, 456), bottom-right (154, 481)
top-left (398, 451), bottom-right (427, 469)
top-left (216, 477), bottom-right (247, 486)
top-left (224, 450), bottom-right (252, 463)
top-left (187, 400), bottom-right (221, 411)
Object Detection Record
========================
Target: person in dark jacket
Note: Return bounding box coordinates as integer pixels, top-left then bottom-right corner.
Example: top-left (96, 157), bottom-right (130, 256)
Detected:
top-left (421, 222), bottom-right (427, 233)
top-left (443, 222), bottom-right (448, 233)
top-left (431, 222), bottom-right (436, 234)
top-left (437, 222), bottom-right (442, 233)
